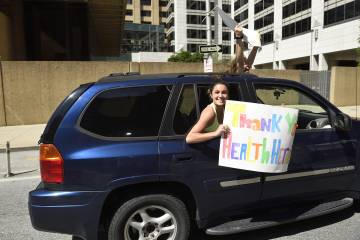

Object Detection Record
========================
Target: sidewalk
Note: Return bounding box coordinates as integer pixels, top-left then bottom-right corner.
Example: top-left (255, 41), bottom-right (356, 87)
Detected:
top-left (0, 124), bottom-right (45, 178)
top-left (0, 124), bottom-right (45, 152)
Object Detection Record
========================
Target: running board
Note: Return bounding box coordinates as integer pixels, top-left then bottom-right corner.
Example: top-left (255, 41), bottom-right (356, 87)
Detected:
top-left (206, 198), bottom-right (353, 235)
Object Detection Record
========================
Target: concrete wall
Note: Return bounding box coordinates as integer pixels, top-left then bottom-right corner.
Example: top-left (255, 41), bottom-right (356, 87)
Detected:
top-left (139, 62), bottom-right (203, 74)
top-left (0, 62), bottom-right (358, 126)
top-left (330, 67), bottom-right (359, 107)
top-left (1, 61), bottom-right (130, 126)
top-left (250, 69), bottom-right (301, 82)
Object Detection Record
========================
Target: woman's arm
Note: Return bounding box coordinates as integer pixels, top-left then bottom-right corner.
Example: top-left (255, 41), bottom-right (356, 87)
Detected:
top-left (186, 107), bottom-right (225, 144)
top-left (234, 25), bottom-right (246, 74)
top-left (234, 39), bottom-right (246, 73)
top-left (246, 46), bottom-right (259, 67)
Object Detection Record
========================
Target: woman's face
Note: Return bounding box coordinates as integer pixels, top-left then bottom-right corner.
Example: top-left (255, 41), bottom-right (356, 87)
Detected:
top-left (210, 84), bottom-right (228, 106)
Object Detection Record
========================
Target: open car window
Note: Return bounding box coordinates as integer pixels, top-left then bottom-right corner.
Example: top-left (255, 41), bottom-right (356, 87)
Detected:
top-left (254, 84), bottom-right (331, 130)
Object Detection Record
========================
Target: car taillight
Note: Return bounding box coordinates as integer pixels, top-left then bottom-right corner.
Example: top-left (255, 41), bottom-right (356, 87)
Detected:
top-left (40, 144), bottom-right (64, 184)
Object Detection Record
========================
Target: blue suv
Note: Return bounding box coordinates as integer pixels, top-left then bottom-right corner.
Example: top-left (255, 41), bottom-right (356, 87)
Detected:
top-left (29, 73), bottom-right (360, 240)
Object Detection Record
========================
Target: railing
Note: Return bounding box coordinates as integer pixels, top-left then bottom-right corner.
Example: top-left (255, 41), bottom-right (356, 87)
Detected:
top-left (300, 70), bottom-right (331, 100)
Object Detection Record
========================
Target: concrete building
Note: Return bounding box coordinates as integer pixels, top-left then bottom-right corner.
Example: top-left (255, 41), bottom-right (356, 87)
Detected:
top-left (165, 0), bottom-right (359, 69)
top-left (238, 0), bottom-right (360, 70)
top-left (165, 0), bottom-right (233, 59)
top-left (0, 0), bottom-right (126, 60)
top-left (234, 0), bottom-right (360, 70)
top-left (122, 0), bottom-right (168, 53)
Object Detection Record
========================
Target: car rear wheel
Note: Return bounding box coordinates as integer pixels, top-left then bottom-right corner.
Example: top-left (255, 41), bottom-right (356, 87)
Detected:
top-left (108, 194), bottom-right (190, 240)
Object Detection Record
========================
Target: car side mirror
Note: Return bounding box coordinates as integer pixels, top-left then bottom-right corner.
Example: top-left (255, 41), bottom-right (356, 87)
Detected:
top-left (333, 113), bottom-right (352, 131)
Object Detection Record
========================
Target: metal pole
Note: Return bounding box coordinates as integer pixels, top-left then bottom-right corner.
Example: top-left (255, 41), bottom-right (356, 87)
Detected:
top-left (206, 0), bottom-right (211, 45)
top-left (5, 141), bottom-right (13, 177)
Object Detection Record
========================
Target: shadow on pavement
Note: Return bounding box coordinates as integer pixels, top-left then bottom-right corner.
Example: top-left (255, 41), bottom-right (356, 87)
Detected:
top-left (189, 205), bottom-right (356, 240)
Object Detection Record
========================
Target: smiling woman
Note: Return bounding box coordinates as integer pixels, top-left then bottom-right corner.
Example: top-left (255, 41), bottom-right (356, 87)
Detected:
top-left (185, 80), bottom-right (231, 144)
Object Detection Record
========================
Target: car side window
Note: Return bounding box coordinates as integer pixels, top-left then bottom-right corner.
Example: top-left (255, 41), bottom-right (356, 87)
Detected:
top-left (254, 84), bottom-right (331, 130)
top-left (173, 85), bottom-right (197, 135)
top-left (80, 85), bottom-right (173, 137)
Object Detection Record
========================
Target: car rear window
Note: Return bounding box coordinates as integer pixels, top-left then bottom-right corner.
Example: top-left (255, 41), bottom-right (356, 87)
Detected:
top-left (80, 85), bottom-right (173, 137)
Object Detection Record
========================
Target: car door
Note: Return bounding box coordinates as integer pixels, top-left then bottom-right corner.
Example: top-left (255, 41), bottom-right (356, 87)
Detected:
top-left (246, 79), bottom-right (358, 203)
top-left (158, 77), bottom-right (263, 225)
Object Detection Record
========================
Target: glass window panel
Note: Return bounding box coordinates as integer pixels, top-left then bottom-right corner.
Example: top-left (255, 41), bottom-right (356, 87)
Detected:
top-left (336, 5), bottom-right (345, 22)
top-left (80, 85), bottom-right (172, 137)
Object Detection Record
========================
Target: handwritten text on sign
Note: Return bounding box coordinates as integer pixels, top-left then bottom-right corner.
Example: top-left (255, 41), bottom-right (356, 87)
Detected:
top-left (219, 101), bottom-right (299, 173)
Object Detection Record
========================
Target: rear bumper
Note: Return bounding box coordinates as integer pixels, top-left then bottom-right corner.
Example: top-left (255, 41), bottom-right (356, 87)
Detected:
top-left (28, 187), bottom-right (108, 240)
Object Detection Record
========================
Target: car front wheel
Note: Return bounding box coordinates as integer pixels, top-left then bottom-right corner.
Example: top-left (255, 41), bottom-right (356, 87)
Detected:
top-left (108, 194), bottom-right (190, 240)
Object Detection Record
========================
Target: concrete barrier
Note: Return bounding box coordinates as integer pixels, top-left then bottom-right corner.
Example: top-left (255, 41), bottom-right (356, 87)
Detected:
top-left (329, 66), bottom-right (359, 119)
top-left (0, 61), bottom-right (358, 126)
top-left (1, 61), bottom-right (130, 126)
top-left (250, 69), bottom-right (301, 82)
top-left (330, 67), bottom-right (359, 106)
top-left (139, 62), bottom-right (203, 74)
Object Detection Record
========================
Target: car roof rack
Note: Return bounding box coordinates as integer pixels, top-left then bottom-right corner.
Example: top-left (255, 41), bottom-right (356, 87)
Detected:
top-left (96, 72), bottom-right (258, 83)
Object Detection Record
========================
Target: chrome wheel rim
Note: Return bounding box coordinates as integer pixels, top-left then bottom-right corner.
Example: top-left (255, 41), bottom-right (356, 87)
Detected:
top-left (124, 205), bottom-right (177, 240)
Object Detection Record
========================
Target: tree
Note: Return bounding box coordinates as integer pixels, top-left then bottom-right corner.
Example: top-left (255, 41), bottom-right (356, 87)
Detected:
top-left (168, 50), bottom-right (203, 62)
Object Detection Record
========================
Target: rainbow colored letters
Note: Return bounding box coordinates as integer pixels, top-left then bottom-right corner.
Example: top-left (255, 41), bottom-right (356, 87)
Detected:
top-left (219, 101), bottom-right (299, 173)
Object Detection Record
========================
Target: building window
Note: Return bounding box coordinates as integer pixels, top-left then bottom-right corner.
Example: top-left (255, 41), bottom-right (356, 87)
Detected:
top-left (235, 0), bottom-right (248, 9)
top-left (141, 0), bottom-right (151, 5)
top-left (222, 4), bottom-right (231, 13)
top-left (126, 10), bottom-right (133, 16)
top-left (187, 15), bottom-right (206, 25)
top-left (234, 9), bottom-right (248, 22)
top-left (255, 0), bottom-right (274, 14)
top-left (127, 0), bottom-right (132, 4)
top-left (187, 29), bottom-right (206, 39)
top-left (222, 45), bottom-right (231, 54)
top-left (187, 0), bottom-right (206, 10)
top-left (324, 0), bottom-right (360, 26)
top-left (160, 0), bottom-right (167, 7)
top-left (166, 18), bottom-right (174, 29)
top-left (283, 0), bottom-right (311, 19)
top-left (261, 30), bottom-right (273, 44)
top-left (254, 12), bottom-right (274, 30)
top-left (282, 17), bottom-right (311, 38)
top-left (187, 44), bottom-right (200, 52)
top-left (222, 32), bottom-right (231, 41)
top-left (141, 10), bottom-right (151, 17)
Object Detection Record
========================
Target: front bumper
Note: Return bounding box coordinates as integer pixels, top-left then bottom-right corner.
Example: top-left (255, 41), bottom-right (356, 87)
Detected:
top-left (28, 186), bottom-right (108, 240)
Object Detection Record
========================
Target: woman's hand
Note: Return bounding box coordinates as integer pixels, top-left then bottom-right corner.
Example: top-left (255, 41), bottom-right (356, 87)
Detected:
top-left (234, 24), bottom-right (243, 39)
top-left (215, 124), bottom-right (231, 138)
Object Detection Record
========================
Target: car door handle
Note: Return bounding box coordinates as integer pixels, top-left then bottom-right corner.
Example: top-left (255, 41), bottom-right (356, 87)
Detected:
top-left (173, 153), bottom-right (193, 162)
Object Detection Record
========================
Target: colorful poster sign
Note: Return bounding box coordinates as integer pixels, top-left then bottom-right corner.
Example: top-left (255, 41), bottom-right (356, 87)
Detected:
top-left (219, 101), bottom-right (299, 173)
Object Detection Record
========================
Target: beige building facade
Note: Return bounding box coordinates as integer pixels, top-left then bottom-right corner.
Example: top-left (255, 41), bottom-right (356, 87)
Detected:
top-left (125, 0), bottom-right (167, 26)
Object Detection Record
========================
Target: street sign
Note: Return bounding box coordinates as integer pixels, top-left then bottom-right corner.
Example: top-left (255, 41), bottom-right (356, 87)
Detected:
top-left (199, 45), bottom-right (222, 53)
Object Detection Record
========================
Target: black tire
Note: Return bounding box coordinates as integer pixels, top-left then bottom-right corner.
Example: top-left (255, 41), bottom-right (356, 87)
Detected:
top-left (108, 194), bottom-right (190, 240)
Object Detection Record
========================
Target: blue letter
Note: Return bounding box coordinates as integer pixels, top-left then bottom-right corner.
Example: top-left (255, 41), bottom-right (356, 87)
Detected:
top-left (231, 143), bottom-right (240, 160)
top-left (271, 114), bottom-right (282, 132)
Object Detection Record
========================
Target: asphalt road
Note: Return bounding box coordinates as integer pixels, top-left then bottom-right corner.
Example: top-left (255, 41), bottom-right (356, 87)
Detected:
top-left (1, 150), bottom-right (360, 240)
